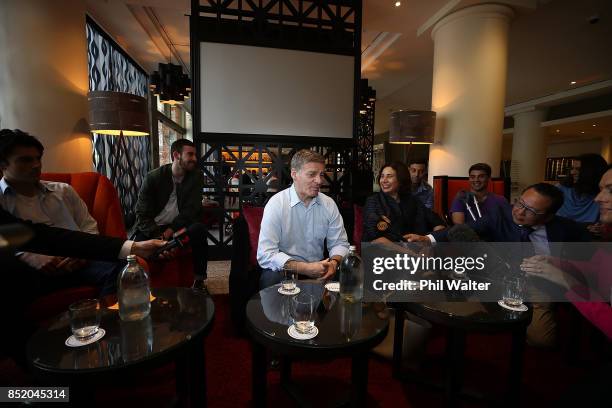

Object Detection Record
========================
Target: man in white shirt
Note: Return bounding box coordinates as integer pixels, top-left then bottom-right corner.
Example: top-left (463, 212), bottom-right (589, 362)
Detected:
top-left (0, 129), bottom-right (121, 295)
top-left (257, 149), bottom-right (350, 288)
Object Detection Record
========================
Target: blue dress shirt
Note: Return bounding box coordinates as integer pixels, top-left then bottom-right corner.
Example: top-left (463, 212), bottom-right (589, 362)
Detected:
top-left (257, 185), bottom-right (350, 271)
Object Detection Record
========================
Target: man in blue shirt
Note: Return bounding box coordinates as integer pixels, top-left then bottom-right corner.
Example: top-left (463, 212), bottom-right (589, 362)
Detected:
top-left (257, 150), bottom-right (350, 288)
top-left (409, 159), bottom-right (433, 209)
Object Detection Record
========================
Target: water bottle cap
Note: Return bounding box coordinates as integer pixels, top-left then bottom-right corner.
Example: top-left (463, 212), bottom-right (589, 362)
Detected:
top-left (349, 245), bottom-right (357, 251)
top-left (127, 254), bottom-right (137, 261)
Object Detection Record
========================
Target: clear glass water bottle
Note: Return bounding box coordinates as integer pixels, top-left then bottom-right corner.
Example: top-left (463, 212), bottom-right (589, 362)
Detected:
top-left (118, 255), bottom-right (151, 321)
top-left (339, 245), bottom-right (363, 303)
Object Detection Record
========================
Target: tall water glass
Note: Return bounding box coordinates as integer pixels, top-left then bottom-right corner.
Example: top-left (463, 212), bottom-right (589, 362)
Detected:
top-left (282, 266), bottom-right (298, 293)
top-left (502, 275), bottom-right (525, 307)
top-left (291, 293), bottom-right (315, 334)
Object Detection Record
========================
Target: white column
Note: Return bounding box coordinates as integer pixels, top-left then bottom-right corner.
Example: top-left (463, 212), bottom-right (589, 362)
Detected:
top-left (510, 109), bottom-right (547, 200)
top-left (0, 0), bottom-right (92, 172)
top-left (428, 4), bottom-right (514, 182)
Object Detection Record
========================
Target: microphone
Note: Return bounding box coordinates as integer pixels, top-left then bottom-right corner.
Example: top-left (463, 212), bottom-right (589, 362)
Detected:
top-left (151, 227), bottom-right (190, 259)
top-left (0, 224), bottom-right (34, 253)
top-left (447, 224), bottom-right (481, 242)
top-left (447, 224), bottom-right (511, 278)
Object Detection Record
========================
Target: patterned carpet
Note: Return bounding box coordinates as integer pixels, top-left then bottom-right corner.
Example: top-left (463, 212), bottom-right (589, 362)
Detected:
top-left (207, 260), bottom-right (230, 295)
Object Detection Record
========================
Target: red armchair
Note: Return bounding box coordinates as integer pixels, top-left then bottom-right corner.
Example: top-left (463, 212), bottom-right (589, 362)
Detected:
top-left (433, 175), bottom-right (508, 224)
top-left (229, 206), bottom-right (264, 332)
top-left (26, 172), bottom-right (191, 322)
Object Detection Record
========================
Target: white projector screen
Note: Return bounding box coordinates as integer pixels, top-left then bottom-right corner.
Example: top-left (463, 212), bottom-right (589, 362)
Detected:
top-left (200, 42), bottom-right (354, 139)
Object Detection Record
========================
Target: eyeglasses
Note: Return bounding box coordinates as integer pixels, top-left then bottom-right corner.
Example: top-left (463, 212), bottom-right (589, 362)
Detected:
top-left (513, 198), bottom-right (546, 217)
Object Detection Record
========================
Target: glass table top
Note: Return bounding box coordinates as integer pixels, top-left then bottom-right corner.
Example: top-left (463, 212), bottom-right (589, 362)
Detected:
top-left (27, 287), bottom-right (215, 373)
top-left (246, 282), bottom-right (389, 348)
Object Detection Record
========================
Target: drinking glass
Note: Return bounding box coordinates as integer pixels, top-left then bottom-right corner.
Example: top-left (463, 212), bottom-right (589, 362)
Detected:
top-left (69, 299), bottom-right (101, 340)
top-left (502, 276), bottom-right (525, 308)
top-left (281, 266), bottom-right (298, 293)
top-left (291, 293), bottom-right (315, 334)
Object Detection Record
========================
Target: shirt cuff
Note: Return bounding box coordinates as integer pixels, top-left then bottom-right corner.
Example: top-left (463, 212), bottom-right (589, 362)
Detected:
top-left (119, 240), bottom-right (134, 259)
top-left (426, 234), bottom-right (436, 244)
top-left (271, 252), bottom-right (293, 271)
top-left (329, 246), bottom-right (349, 259)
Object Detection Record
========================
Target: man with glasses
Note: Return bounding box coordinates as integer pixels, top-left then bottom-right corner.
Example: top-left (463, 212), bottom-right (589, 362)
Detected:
top-left (407, 183), bottom-right (591, 347)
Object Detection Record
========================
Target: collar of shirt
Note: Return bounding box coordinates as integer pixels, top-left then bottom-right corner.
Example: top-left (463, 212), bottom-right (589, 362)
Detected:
top-left (0, 177), bottom-right (52, 196)
top-left (289, 184), bottom-right (319, 208)
top-left (414, 182), bottom-right (432, 193)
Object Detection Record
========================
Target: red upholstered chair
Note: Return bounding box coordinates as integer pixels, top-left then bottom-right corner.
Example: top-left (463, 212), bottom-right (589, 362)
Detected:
top-left (229, 206), bottom-right (264, 332)
top-left (26, 172), bottom-right (128, 321)
top-left (432, 175), bottom-right (508, 224)
top-left (26, 172), bottom-right (189, 322)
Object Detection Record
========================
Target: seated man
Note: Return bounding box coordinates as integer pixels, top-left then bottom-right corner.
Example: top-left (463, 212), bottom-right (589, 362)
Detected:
top-left (0, 129), bottom-right (119, 296)
top-left (450, 162), bottom-right (508, 224)
top-left (408, 159), bottom-right (434, 209)
top-left (408, 183), bottom-right (592, 347)
top-left (134, 138), bottom-right (209, 291)
top-left (257, 149), bottom-right (350, 288)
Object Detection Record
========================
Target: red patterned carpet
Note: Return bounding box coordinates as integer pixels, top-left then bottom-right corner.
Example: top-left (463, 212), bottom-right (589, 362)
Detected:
top-left (1, 295), bottom-right (606, 407)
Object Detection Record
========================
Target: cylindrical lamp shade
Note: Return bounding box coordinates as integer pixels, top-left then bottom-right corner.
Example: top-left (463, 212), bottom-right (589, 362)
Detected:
top-left (389, 110), bottom-right (436, 144)
top-left (88, 91), bottom-right (149, 136)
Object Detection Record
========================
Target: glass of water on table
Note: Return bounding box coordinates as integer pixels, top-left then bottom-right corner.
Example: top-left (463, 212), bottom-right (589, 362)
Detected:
top-left (69, 299), bottom-right (101, 340)
top-left (291, 293), bottom-right (316, 334)
top-left (282, 265), bottom-right (298, 293)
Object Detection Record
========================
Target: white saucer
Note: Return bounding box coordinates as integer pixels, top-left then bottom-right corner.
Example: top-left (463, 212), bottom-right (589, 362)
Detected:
top-left (278, 286), bottom-right (301, 296)
top-left (497, 300), bottom-right (528, 312)
top-left (287, 324), bottom-right (318, 340)
top-left (65, 328), bottom-right (105, 347)
top-left (324, 281), bottom-right (340, 292)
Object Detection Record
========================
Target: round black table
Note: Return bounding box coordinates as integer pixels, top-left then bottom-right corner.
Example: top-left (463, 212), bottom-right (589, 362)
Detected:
top-left (27, 287), bottom-right (215, 407)
top-left (393, 301), bottom-right (532, 406)
top-left (246, 282), bottom-right (389, 407)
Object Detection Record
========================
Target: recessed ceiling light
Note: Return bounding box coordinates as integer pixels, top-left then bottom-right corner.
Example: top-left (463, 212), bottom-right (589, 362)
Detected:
top-left (395, 1), bottom-right (401, 7)
top-left (556, 129), bottom-right (560, 133)
top-left (592, 124), bottom-right (597, 127)
top-left (581, 131), bottom-right (585, 134)
top-left (570, 81), bottom-right (577, 85)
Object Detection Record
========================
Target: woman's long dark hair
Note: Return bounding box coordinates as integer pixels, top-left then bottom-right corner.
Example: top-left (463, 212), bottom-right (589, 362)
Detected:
top-left (573, 154), bottom-right (609, 196)
top-left (378, 162), bottom-right (411, 194)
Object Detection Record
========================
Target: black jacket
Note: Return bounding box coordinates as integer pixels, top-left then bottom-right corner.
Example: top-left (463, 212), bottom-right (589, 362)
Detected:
top-left (432, 204), bottom-right (591, 243)
top-left (1, 208), bottom-right (124, 260)
top-left (134, 164), bottom-right (205, 237)
top-left (363, 191), bottom-right (445, 242)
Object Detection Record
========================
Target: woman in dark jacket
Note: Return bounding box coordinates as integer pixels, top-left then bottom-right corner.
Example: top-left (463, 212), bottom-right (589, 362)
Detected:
top-left (363, 162), bottom-right (445, 243)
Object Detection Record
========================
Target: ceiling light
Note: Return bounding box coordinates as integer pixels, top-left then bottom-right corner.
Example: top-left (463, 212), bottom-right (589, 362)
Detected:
top-left (556, 129), bottom-right (560, 133)
top-left (570, 81), bottom-right (576, 85)
top-left (150, 63), bottom-right (191, 105)
top-left (592, 124), bottom-right (597, 127)
top-left (395, 1), bottom-right (401, 7)
top-left (581, 131), bottom-right (585, 134)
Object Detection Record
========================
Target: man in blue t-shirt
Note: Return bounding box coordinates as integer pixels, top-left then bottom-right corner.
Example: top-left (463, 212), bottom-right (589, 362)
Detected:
top-left (450, 163), bottom-right (508, 224)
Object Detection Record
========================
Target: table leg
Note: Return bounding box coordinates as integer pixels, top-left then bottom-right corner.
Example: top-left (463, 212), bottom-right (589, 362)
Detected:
top-left (252, 342), bottom-right (267, 408)
top-left (351, 354), bottom-right (369, 408)
top-left (508, 328), bottom-right (526, 406)
top-left (176, 352), bottom-right (189, 407)
top-left (392, 310), bottom-right (405, 378)
top-left (189, 338), bottom-right (206, 408)
top-left (280, 357), bottom-right (292, 386)
top-left (445, 329), bottom-right (466, 407)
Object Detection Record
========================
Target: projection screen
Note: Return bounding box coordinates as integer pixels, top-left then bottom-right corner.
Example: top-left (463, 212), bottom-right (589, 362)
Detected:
top-left (200, 42), bottom-right (355, 139)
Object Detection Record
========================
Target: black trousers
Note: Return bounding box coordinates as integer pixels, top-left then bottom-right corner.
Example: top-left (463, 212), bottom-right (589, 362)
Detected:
top-left (134, 222), bottom-right (209, 280)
